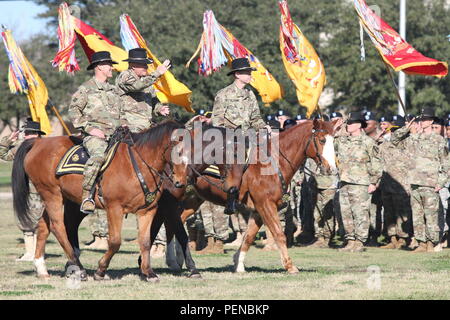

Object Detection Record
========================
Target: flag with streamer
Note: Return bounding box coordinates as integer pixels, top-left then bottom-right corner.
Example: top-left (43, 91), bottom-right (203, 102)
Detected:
top-left (119, 14), bottom-right (193, 111)
top-left (354, 0), bottom-right (448, 77)
top-left (2, 28), bottom-right (52, 134)
top-left (279, 0), bottom-right (326, 117)
top-left (186, 10), bottom-right (283, 105)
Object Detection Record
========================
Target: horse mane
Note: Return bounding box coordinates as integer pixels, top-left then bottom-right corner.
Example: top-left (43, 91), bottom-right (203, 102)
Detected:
top-left (132, 120), bottom-right (185, 148)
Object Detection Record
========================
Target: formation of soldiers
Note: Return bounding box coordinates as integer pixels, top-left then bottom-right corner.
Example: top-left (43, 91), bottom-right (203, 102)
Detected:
top-left (3, 51), bottom-right (449, 259)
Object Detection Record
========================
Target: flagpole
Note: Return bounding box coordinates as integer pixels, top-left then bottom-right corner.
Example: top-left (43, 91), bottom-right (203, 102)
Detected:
top-left (398, 0), bottom-right (406, 116)
top-left (48, 98), bottom-right (72, 135)
top-left (377, 52), bottom-right (407, 115)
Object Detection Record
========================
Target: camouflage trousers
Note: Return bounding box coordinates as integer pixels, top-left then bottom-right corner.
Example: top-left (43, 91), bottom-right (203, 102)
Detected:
top-left (381, 190), bottom-right (412, 239)
top-left (199, 201), bottom-right (229, 241)
top-left (339, 183), bottom-right (371, 242)
top-left (17, 182), bottom-right (45, 235)
top-left (88, 209), bottom-right (109, 238)
top-left (83, 136), bottom-right (108, 191)
top-left (312, 188), bottom-right (336, 239)
top-left (230, 209), bottom-right (248, 234)
top-left (410, 186), bottom-right (441, 244)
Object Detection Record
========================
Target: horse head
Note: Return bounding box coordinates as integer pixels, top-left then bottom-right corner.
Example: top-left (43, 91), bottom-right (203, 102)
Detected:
top-left (305, 119), bottom-right (337, 174)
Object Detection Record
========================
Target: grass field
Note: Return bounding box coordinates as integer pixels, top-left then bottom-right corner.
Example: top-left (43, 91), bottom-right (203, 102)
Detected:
top-left (0, 159), bottom-right (449, 300)
top-left (1, 190), bottom-right (450, 300)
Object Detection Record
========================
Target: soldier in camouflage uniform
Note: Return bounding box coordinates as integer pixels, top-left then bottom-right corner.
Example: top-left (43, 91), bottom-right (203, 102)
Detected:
top-left (378, 115), bottom-right (413, 249)
top-left (307, 158), bottom-right (339, 248)
top-left (115, 48), bottom-right (171, 256)
top-left (391, 108), bottom-right (449, 252)
top-left (115, 48), bottom-right (171, 133)
top-left (68, 51), bottom-right (121, 214)
top-left (0, 120), bottom-right (46, 261)
top-left (211, 58), bottom-right (271, 214)
top-left (196, 201), bottom-right (229, 254)
top-left (334, 113), bottom-right (383, 252)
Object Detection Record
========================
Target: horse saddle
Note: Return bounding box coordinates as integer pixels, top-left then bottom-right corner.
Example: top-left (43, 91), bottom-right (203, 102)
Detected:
top-left (55, 141), bottom-right (120, 176)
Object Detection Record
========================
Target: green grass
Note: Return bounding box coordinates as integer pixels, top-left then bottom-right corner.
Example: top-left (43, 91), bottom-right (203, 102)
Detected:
top-left (0, 196), bottom-right (450, 300)
top-left (0, 161), bottom-right (12, 191)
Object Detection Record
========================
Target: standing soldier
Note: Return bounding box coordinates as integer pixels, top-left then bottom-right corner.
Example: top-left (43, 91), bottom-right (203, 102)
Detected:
top-left (68, 51), bottom-right (121, 214)
top-left (379, 115), bottom-right (413, 249)
top-left (391, 108), bottom-right (449, 252)
top-left (211, 57), bottom-right (271, 214)
top-left (115, 48), bottom-right (171, 132)
top-left (307, 157), bottom-right (339, 248)
top-left (0, 120), bottom-right (46, 261)
top-left (334, 113), bottom-right (383, 252)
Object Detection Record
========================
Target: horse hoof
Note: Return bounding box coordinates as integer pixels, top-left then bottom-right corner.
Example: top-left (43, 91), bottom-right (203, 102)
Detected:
top-left (94, 272), bottom-right (110, 281)
top-left (140, 274), bottom-right (160, 283)
top-left (235, 268), bottom-right (246, 273)
top-left (288, 266), bottom-right (299, 274)
top-left (137, 255), bottom-right (142, 268)
top-left (37, 273), bottom-right (50, 279)
top-left (80, 270), bottom-right (88, 281)
top-left (188, 271), bottom-right (202, 279)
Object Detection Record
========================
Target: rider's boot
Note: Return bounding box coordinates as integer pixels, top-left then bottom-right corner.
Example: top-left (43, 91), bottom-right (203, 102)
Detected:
top-left (81, 158), bottom-right (102, 214)
top-left (81, 189), bottom-right (96, 214)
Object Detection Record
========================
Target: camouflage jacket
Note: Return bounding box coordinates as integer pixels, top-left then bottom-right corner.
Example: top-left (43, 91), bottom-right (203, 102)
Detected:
top-left (379, 139), bottom-right (410, 193)
top-left (334, 132), bottom-right (382, 186)
top-left (305, 158), bottom-right (338, 190)
top-left (391, 127), bottom-right (449, 188)
top-left (115, 69), bottom-right (163, 133)
top-left (211, 83), bottom-right (266, 132)
top-left (0, 136), bottom-right (21, 161)
top-left (69, 77), bottom-right (121, 137)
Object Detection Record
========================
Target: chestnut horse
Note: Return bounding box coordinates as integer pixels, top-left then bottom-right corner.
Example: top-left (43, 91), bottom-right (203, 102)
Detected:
top-left (12, 121), bottom-right (192, 282)
top-left (173, 120), bottom-right (337, 273)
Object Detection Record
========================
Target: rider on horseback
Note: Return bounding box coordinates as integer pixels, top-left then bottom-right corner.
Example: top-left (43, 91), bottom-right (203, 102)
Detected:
top-left (211, 58), bottom-right (272, 214)
top-left (68, 51), bottom-right (121, 214)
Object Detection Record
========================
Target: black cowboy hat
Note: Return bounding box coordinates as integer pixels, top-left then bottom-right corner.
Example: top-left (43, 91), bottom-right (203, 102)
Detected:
top-left (433, 117), bottom-right (445, 126)
top-left (227, 58), bottom-right (256, 76)
top-left (392, 115), bottom-right (405, 127)
top-left (420, 107), bottom-right (437, 121)
top-left (87, 51), bottom-right (118, 70)
top-left (277, 109), bottom-right (292, 118)
top-left (379, 115), bottom-right (393, 123)
top-left (22, 118), bottom-right (46, 135)
top-left (267, 119), bottom-right (281, 130)
top-left (123, 48), bottom-right (153, 65)
top-left (329, 112), bottom-right (343, 119)
top-left (295, 114), bottom-right (307, 121)
top-left (363, 111), bottom-right (377, 121)
top-left (347, 112), bottom-right (367, 128)
top-left (313, 114), bottom-right (330, 121)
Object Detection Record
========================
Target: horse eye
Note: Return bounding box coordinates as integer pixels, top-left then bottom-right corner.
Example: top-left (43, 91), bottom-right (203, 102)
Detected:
top-left (319, 138), bottom-right (326, 144)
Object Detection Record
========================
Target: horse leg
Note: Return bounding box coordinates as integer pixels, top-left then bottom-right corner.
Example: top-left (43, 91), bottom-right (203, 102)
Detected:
top-left (137, 209), bottom-right (159, 282)
top-left (64, 200), bottom-right (88, 281)
top-left (94, 205), bottom-right (123, 280)
top-left (34, 214), bottom-right (50, 278)
top-left (43, 193), bottom-right (84, 277)
top-left (233, 212), bottom-right (263, 273)
top-left (257, 200), bottom-right (299, 274)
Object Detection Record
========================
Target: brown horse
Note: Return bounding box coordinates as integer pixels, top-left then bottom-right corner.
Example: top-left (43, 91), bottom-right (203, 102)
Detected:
top-left (174, 119), bottom-right (337, 273)
top-left (12, 120), bottom-right (191, 282)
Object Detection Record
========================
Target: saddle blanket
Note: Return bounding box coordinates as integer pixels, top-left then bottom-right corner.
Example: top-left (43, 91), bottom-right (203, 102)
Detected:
top-left (55, 142), bottom-right (119, 176)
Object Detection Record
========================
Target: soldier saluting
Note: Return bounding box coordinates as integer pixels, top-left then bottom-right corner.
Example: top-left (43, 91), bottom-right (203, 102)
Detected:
top-left (116, 48), bottom-right (171, 132)
top-left (211, 57), bottom-right (271, 214)
top-left (69, 51), bottom-right (121, 214)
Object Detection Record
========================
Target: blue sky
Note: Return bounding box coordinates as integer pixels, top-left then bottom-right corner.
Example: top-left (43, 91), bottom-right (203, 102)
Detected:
top-left (0, 1), bottom-right (50, 42)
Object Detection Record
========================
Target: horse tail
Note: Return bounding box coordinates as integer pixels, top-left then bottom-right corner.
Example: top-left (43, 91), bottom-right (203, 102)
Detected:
top-left (12, 138), bottom-right (36, 229)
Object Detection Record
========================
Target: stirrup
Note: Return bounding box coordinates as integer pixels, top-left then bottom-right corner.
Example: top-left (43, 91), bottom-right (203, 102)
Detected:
top-left (81, 198), bottom-right (96, 214)
top-left (225, 187), bottom-right (239, 215)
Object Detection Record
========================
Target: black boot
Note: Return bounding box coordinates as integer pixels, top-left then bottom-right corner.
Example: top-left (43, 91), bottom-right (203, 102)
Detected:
top-left (224, 187), bottom-right (239, 215)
